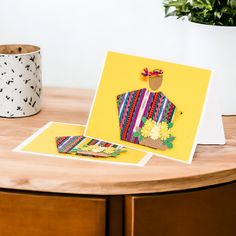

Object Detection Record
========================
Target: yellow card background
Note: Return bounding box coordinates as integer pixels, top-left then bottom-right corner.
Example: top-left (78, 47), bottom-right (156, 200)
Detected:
top-left (85, 52), bottom-right (212, 163)
top-left (17, 122), bottom-right (150, 166)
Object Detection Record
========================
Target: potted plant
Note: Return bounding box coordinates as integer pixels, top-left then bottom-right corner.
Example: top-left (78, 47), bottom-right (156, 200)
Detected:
top-left (163, 0), bottom-right (236, 114)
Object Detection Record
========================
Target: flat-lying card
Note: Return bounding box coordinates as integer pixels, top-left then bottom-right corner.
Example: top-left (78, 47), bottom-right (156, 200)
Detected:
top-left (56, 136), bottom-right (126, 157)
top-left (13, 122), bottom-right (151, 166)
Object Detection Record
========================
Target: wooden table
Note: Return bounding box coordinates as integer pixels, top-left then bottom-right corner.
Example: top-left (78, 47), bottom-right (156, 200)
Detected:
top-left (0, 87), bottom-right (235, 236)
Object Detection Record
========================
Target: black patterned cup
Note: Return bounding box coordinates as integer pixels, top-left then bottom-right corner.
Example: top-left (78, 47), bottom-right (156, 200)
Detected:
top-left (0, 44), bottom-right (42, 117)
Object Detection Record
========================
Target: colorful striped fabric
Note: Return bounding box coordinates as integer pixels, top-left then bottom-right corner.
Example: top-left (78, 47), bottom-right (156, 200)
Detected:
top-left (117, 88), bottom-right (176, 143)
top-left (56, 136), bottom-right (121, 154)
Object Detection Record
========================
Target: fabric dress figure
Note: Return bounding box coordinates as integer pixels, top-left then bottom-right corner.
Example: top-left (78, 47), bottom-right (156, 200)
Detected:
top-left (117, 68), bottom-right (179, 150)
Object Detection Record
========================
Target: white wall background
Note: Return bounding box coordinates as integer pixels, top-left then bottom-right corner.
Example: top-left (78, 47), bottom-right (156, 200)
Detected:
top-left (0, 0), bottom-right (188, 89)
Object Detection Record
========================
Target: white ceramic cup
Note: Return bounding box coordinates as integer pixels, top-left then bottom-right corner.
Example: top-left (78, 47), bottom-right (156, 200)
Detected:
top-left (0, 44), bottom-right (42, 117)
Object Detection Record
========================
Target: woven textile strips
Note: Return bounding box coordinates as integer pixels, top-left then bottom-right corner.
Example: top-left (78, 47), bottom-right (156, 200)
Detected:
top-left (117, 88), bottom-right (176, 143)
top-left (56, 136), bottom-right (120, 154)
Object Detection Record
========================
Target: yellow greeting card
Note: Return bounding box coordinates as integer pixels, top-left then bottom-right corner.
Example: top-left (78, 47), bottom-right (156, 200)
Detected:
top-left (13, 122), bottom-right (151, 166)
top-left (85, 52), bottom-right (212, 163)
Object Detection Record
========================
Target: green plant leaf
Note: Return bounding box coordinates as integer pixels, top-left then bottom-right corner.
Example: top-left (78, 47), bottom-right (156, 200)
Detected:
top-left (166, 10), bottom-right (177, 17)
top-left (168, 122), bottom-right (173, 129)
top-left (163, 0), bottom-right (236, 26)
top-left (139, 135), bottom-right (144, 141)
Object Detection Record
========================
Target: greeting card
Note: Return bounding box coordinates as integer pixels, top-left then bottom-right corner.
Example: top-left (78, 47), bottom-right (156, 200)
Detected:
top-left (13, 122), bottom-right (151, 166)
top-left (85, 51), bottom-right (213, 163)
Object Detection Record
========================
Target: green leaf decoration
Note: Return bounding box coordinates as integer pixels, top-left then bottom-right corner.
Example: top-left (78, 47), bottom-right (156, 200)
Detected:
top-left (139, 135), bottom-right (144, 141)
top-left (168, 122), bottom-right (173, 129)
top-left (167, 142), bottom-right (173, 149)
top-left (167, 136), bottom-right (175, 142)
top-left (133, 131), bottom-right (140, 137)
top-left (71, 148), bottom-right (78, 153)
top-left (162, 140), bottom-right (168, 145)
top-left (99, 148), bottom-right (127, 157)
top-left (119, 149), bottom-right (127, 153)
top-left (142, 117), bottom-right (147, 123)
top-left (111, 152), bottom-right (119, 157)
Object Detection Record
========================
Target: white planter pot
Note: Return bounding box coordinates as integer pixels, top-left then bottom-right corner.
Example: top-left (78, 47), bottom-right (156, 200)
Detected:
top-left (186, 22), bottom-right (236, 115)
top-left (0, 44), bottom-right (42, 118)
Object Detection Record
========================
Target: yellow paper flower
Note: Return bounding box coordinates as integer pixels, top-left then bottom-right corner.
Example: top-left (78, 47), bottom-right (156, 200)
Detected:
top-left (141, 119), bottom-right (155, 138)
top-left (150, 123), bottom-right (161, 140)
top-left (103, 147), bottom-right (116, 154)
top-left (81, 145), bottom-right (94, 151)
top-left (146, 119), bottom-right (155, 128)
top-left (91, 146), bottom-right (106, 153)
top-left (160, 121), bottom-right (168, 131)
top-left (160, 128), bottom-right (170, 140)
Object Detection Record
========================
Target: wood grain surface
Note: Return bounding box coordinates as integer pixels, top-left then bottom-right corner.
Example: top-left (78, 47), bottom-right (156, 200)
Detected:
top-left (125, 182), bottom-right (236, 236)
top-left (0, 87), bottom-right (235, 195)
top-left (0, 190), bottom-right (106, 236)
